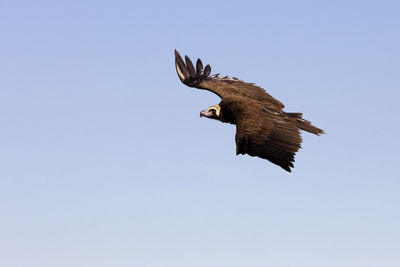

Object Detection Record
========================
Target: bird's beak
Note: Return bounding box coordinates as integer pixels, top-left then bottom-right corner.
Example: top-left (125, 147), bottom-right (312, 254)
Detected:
top-left (200, 109), bottom-right (214, 118)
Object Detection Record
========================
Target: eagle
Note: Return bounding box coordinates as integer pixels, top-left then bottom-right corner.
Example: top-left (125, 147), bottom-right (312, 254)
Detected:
top-left (174, 50), bottom-right (324, 172)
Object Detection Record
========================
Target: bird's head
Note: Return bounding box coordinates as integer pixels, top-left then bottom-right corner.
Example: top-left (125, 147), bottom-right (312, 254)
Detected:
top-left (200, 105), bottom-right (221, 120)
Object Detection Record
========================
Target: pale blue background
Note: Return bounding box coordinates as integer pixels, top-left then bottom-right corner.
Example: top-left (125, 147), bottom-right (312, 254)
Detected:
top-left (1, 1), bottom-right (399, 266)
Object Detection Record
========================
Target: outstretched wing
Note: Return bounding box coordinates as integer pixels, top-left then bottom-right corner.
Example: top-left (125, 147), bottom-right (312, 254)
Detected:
top-left (221, 96), bottom-right (302, 172)
top-left (175, 50), bottom-right (285, 111)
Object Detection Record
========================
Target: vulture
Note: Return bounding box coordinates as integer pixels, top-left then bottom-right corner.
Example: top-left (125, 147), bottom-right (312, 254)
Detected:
top-left (174, 50), bottom-right (324, 172)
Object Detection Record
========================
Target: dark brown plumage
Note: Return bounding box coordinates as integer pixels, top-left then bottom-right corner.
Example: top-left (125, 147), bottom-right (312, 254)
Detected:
top-left (175, 50), bottom-right (324, 172)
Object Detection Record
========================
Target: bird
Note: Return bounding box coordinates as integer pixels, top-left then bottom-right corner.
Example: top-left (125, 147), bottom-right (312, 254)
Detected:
top-left (174, 50), bottom-right (324, 172)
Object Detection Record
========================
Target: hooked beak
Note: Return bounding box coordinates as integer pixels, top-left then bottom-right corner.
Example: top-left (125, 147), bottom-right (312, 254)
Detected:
top-left (200, 109), bottom-right (213, 118)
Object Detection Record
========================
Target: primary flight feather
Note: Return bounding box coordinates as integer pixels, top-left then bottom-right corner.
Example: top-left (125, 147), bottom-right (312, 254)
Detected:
top-left (174, 50), bottom-right (324, 172)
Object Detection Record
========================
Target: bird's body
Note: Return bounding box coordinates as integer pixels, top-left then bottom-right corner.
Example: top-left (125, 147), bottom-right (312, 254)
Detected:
top-left (174, 50), bottom-right (323, 172)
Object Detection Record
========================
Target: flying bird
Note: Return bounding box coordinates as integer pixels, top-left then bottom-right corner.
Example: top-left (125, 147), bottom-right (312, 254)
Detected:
top-left (174, 50), bottom-right (324, 172)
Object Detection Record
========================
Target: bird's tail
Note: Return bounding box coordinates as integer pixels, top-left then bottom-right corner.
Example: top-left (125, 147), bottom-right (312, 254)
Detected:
top-left (287, 113), bottom-right (324, 135)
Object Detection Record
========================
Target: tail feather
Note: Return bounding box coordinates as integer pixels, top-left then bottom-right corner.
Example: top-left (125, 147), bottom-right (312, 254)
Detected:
top-left (287, 112), bottom-right (324, 135)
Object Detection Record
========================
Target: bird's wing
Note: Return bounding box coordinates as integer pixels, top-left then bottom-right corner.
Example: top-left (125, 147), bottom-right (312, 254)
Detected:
top-left (221, 96), bottom-right (302, 172)
top-left (174, 50), bottom-right (285, 112)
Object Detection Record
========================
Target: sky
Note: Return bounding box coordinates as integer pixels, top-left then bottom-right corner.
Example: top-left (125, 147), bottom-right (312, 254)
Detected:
top-left (0, 0), bottom-right (399, 266)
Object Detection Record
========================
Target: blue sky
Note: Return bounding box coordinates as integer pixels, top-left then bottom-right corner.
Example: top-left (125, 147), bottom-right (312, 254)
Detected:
top-left (0, 0), bottom-right (399, 266)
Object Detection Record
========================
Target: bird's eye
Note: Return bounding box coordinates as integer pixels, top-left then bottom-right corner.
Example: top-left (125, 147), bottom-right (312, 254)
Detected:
top-left (210, 109), bottom-right (216, 114)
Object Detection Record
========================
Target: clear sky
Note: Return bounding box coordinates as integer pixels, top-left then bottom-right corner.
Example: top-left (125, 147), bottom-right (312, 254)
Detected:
top-left (1, 0), bottom-right (399, 266)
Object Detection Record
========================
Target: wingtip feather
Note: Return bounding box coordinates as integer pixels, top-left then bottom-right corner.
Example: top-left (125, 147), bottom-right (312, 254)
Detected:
top-left (196, 59), bottom-right (203, 76)
top-left (174, 50), bottom-right (190, 82)
top-left (185, 55), bottom-right (196, 78)
top-left (203, 64), bottom-right (211, 77)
